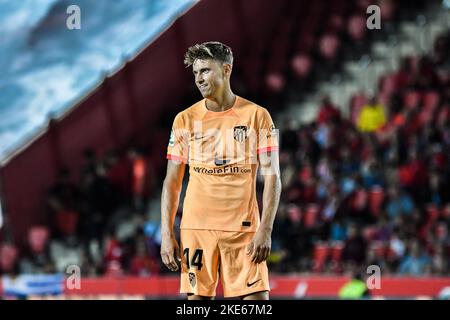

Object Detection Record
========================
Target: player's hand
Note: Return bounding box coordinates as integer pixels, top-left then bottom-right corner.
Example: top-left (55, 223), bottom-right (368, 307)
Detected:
top-left (160, 234), bottom-right (181, 271)
top-left (246, 229), bottom-right (272, 264)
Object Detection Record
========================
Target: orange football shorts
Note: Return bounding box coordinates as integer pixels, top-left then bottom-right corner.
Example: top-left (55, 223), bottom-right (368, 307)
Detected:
top-left (179, 229), bottom-right (270, 298)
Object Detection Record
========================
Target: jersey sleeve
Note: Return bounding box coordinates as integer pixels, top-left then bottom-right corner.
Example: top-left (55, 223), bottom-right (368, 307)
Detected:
top-left (257, 108), bottom-right (279, 154)
top-left (166, 112), bottom-right (189, 163)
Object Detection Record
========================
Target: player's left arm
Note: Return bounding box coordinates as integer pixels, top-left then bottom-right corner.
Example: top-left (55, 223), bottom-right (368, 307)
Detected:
top-left (247, 150), bottom-right (281, 264)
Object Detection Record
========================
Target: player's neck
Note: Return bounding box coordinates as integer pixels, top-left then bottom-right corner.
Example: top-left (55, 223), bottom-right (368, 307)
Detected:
top-left (205, 90), bottom-right (236, 112)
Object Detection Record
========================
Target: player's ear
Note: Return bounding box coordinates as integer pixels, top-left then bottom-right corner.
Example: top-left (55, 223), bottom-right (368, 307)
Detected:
top-left (223, 63), bottom-right (232, 77)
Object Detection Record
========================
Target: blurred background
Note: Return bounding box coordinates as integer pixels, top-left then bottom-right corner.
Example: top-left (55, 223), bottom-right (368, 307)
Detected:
top-left (0, 0), bottom-right (450, 299)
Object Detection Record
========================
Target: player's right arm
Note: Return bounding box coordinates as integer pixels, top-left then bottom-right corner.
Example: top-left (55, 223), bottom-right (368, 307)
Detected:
top-left (160, 159), bottom-right (186, 271)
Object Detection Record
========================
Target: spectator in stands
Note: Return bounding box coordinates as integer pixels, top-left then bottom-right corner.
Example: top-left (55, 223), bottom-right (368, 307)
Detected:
top-left (82, 162), bottom-right (117, 244)
top-left (128, 146), bottom-right (152, 215)
top-left (342, 223), bottom-right (367, 269)
top-left (373, 215), bottom-right (393, 242)
top-left (0, 244), bottom-right (20, 276)
top-left (31, 28), bottom-right (450, 278)
top-left (317, 96), bottom-right (341, 125)
top-left (409, 55), bottom-right (441, 90)
top-left (102, 229), bottom-right (124, 276)
top-left (430, 243), bottom-right (449, 275)
top-left (47, 168), bottom-right (81, 243)
top-left (280, 155), bottom-right (298, 192)
top-left (128, 236), bottom-right (160, 276)
top-left (399, 240), bottom-right (431, 275)
top-left (361, 156), bottom-right (385, 188)
top-left (387, 230), bottom-right (406, 270)
top-left (279, 204), bottom-right (307, 272)
top-left (366, 242), bottom-right (387, 271)
top-left (422, 170), bottom-right (449, 206)
top-left (105, 149), bottom-right (133, 205)
top-left (356, 96), bottom-right (387, 132)
top-left (339, 146), bottom-right (360, 177)
top-left (330, 218), bottom-right (347, 242)
top-left (79, 250), bottom-right (101, 277)
top-left (398, 147), bottom-right (428, 199)
top-left (20, 227), bottom-right (55, 274)
top-left (384, 185), bottom-right (414, 220)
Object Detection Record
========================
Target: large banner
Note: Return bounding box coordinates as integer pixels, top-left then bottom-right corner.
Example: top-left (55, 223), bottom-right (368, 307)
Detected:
top-left (2, 274), bottom-right (64, 297)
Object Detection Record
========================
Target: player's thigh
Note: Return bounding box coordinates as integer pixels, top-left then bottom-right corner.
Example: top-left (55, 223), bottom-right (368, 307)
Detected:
top-left (180, 229), bottom-right (220, 296)
top-left (218, 231), bottom-right (270, 298)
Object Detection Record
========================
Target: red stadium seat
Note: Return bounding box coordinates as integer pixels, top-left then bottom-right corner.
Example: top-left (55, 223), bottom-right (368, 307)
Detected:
top-left (313, 242), bottom-right (330, 273)
top-left (28, 226), bottom-right (50, 254)
top-left (304, 204), bottom-right (319, 228)
top-left (330, 241), bottom-right (344, 272)
top-left (265, 72), bottom-right (285, 93)
top-left (442, 204), bottom-right (450, 219)
top-left (434, 222), bottom-right (447, 239)
top-left (419, 109), bottom-right (433, 126)
top-left (378, 91), bottom-right (391, 107)
top-left (369, 186), bottom-right (385, 217)
top-left (287, 204), bottom-right (302, 224)
top-left (347, 15), bottom-right (366, 41)
top-left (379, 73), bottom-right (398, 96)
top-left (426, 204), bottom-right (440, 225)
top-left (330, 241), bottom-right (344, 262)
top-left (319, 34), bottom-right (340, 60)
top-left (403, 90), bottom-right (421, 110)
top-left (380, 0), bottom-right (396, 21)
top-left (423, 91), bottom-right (440, 111)
top-left (350, 188), bottom-right (368, 212)
top-left (291, 54), bottom-right (312, 79)
top-left (0, 244), bottom-right (18, 272)
top-left (437, 105), bottom-right (450, 127)
top-left (363, 226), bottom-right (378, 241)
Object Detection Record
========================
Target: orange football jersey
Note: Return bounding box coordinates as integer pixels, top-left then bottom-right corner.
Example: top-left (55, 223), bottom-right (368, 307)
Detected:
top-left (167, 96), bottom-right (278, 232)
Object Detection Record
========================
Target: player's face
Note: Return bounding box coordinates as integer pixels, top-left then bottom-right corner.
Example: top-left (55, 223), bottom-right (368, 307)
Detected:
top-left (192, 59), bottom-right (227, 99)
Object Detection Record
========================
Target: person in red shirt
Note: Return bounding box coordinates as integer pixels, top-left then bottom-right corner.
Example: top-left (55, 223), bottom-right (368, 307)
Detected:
top-left (317, 96), bottom-right (341, 125)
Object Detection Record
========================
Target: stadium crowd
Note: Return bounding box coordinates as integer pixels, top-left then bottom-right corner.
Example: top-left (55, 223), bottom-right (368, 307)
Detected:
top-left (1, 28), bottom-right (450, 278)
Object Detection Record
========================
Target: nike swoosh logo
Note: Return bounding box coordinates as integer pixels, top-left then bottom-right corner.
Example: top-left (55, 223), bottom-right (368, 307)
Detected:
top-left (214, 159), bottom-right (230, 166)
top-left (246, 279), bottom-right (261, 287)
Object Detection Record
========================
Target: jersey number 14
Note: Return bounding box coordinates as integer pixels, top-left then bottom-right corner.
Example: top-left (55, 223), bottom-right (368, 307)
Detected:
top-left (183, 248), bottom-right (204, 271)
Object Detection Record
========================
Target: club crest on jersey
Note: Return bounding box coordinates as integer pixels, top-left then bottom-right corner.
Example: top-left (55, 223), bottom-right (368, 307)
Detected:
top-left (189, 272), bottom-right (196, 287)
top-left (233, 126), bottom-right (248, 142)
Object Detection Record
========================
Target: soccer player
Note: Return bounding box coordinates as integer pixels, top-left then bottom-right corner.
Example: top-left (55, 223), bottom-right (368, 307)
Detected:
top-left (160, 42), bottom-right (281, 300)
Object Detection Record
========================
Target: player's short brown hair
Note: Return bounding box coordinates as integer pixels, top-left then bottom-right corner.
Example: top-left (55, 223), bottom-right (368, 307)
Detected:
top-left (184, 41), bottom-right (233, 67)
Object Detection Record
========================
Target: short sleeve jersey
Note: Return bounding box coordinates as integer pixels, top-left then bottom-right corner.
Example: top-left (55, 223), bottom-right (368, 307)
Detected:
top-left (167, 96), bottom-right (278, 232)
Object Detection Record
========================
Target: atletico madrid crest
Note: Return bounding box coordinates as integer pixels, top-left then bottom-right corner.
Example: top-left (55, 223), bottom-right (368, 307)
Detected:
top-left (233, 126), bottom-right (248, 142)
top-left (189, 272), bottom-right (196, 287)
